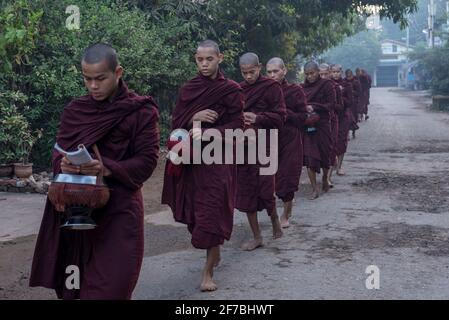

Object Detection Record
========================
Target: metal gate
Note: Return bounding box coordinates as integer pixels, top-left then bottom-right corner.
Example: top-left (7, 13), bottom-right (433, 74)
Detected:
top-left (376, 66), bottom-right (399, 87)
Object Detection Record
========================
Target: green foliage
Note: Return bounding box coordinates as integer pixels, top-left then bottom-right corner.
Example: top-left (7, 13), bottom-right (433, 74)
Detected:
top-left (322, 31), bottom-right (382, 74)
top-left (410, 46), bottom-right (449, 95)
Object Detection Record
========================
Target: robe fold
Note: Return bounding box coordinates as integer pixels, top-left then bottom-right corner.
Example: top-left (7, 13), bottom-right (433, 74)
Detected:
top-left (161, 72), bottom-right (244, 249)
top-left (302, 77), bottom-right (336, 173)
top-left (335, 79), bottom-right (354, 156)
top-left (330, 80), bottom-right (342, 166)
top-left (275, 80), bottom-right (307, 202)
top-left (29, 80), bottom-right (160, 300)
top-left (345, 77), bottom-right (362, 131)
top-left (235, 76), bottom-right (286, 214)
top-left (358, 74), bottom-right (371, 115)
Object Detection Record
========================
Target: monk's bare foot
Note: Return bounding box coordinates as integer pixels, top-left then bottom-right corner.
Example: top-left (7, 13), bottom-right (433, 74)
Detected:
top-left (200, 274), bottom-right (218, 292)
top-left (322, 181), bottom-right (330, 193)
top-left (241, 237), bottom-right (263, 251)
top-left (309, 191), bottom-right (319, 200)
top-left (337, 169), bottom-right (345, 176)
top-left (280, 214), bottom-right (290, 229)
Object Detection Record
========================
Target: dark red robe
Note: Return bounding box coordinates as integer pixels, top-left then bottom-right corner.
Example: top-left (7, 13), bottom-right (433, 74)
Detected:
top-left (345, 77), bottom-right (362, 131)
top-left (330, 80), bottom-right (342, 166)
top-left (302, 77), bottom-right (336, 173)
top-left (358, 74), bottom-right (370, 115)
top-left (235, 76), bottom-right (286, 214)
top-left (275, 80), bottom-right (307, 202)
top-left (334, 79), bottom-right (354, 156)
top-left (29, 80), bottom-right (160, 300)
top-left (161, 72), bottom-right (244, 249)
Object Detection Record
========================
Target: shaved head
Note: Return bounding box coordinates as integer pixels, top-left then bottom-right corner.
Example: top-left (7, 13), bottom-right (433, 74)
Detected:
top-left (197, 39), bottom-right (220, 55)
top-left (331, 64), bottom-right (342, 71)
top-left (239, 52), bottom-right (260, 67)
top-left (304, 61), bottom-right (319, 72)
top-left (319, 63), bottom-right (330, 71)
top-left (81, 43), bottom-right (118, 72)
top-left (266, 57), bottom-right (285, 69)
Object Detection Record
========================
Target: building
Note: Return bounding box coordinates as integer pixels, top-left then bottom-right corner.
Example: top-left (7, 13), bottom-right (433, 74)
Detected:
top-left (374, 39), bottom-right (413, 87)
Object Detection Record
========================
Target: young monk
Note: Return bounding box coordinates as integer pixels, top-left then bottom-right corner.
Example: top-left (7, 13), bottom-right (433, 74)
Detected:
top-left (29, 43), bottom-right (160, 299)
top-left (302, 61), bottom-right (336, 200)
top-left (345, 69), bottom-right (361, 139)
top-left (320, 63), bottom-right (339, 189)
top-left (236, 52), bottom-right (286, 250)
top-left (162, 40), bottom-right (244, 292)
top-left (331, 64), bottom-right (354, 176)
top-left (266, 57), bottom-right (307, 228)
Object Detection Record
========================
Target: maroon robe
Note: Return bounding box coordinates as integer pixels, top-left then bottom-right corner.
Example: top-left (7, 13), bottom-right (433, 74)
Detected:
top-left (29, 80), bottom-right (160, 300)
top-left (330, 80), bottom-right (342, 166)
top-left (236, 76), bottom-right (286, 214)
top-left (275, 80), bottom-right (307, 202)
top-left (161, 72), bottom-right (244, 249)
top-left (335, 78), bottom-right (354, 156)
top-left (302, 77), bottom-right (336, 173)
top-left (345, 77), bottom-right (362, 131)
top-left (358, 74), bottom-right (370, 115)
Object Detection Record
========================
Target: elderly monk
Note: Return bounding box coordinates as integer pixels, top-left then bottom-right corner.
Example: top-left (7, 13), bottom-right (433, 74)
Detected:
top-left (320, 63), bottom-right (339, 189)
top-left (266, 57), bottom-right (307, 228)
top-left (236, 52), bottom-right (286, 251)
top-left (162, 40), bottom-right (244, 292)
top-left (302, 61), bottom-right (336, 200)
top-left (29, 43), bottom-right (160, 300)
top-left (345, 69), bottom-right (361, 139)
top-left (331, 64), bottom-right (354, 176)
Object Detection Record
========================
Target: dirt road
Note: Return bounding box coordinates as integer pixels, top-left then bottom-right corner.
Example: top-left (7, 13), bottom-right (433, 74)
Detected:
top-left (1, 88), bottom-right (449, 299)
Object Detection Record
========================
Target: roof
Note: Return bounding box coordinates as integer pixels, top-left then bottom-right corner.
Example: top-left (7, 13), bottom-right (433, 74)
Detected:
top-left (381, 39), bottom-right (415, 49)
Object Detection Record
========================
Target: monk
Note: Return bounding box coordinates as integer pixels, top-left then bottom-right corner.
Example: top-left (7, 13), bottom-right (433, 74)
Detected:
top-left (345, 69), bottom-right (361, 139)
top-left (236, 52), bottom-right (286, 250)
top-left (302, 61), bottom-right (336, 200)
top-left (331, 64), bottom-right (354, 176)
top-left (320, 63), bottom-right (339, 188)
top-left (29, 43), bottom-right (160, 299)
top-left (161, 40), bottom-right (244, 292)
top-left (266, 57), bottom-right (307, 228)
top-left (362, 69), bottom-right (372, 120)
top-left (356, 68), bottom-right (371, 122)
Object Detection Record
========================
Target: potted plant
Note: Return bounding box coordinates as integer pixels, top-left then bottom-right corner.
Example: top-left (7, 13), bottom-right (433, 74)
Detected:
top-left (1, 108), bottom-right (42, 179)
top-left (0, 100), bottom-right (16, 177)
top-left (12, 115), bottom-right (42, 179)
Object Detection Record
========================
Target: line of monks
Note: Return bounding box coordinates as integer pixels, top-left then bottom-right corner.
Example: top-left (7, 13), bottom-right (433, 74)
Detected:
top-left (162, 40), bottom-right (372, 292)
top-left (29, 41), bottom-right (372, 299)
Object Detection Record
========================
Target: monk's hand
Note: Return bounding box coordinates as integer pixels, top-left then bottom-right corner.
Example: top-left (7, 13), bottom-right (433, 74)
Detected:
top-left (244, 112), bottom-right (257, 126)
top-left (192, 109), bottom-right (219, 124)
top-left (79, 160), bottom-right (102, 176)
top-left (306, 105), bottom-right (314, 113)
top-left (60, 156), bottom-right (81, 174)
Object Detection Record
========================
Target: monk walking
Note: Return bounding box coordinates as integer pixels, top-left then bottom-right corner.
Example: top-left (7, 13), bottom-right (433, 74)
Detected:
top-left (29, 43), bottom-right (160, 299)
top-left (302, 61), bottom-right (336, 200)
top-left (266, 57), bottom-right (307, 228)
top-left (345, 69), bottom-right (361, 139)
top-left (320, 63), bottom-right (340, 188)
top-left (236, 53), bottom-right (286, 250)
top-left (331, 64), bottom-right (354, 176)
top-left (162, 40), bottom-right (244, 292)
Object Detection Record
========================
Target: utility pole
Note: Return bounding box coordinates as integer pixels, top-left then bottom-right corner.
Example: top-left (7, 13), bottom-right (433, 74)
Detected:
top-left (428, 0), bottom-right (435, 48)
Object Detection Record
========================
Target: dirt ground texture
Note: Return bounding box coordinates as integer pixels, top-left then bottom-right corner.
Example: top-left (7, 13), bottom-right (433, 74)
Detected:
top-left (1, 88), bottom-right (449, 299)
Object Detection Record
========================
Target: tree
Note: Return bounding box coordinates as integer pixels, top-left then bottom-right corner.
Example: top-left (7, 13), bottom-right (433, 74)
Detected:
top-left (322, 31), bottom-right (382, 75)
